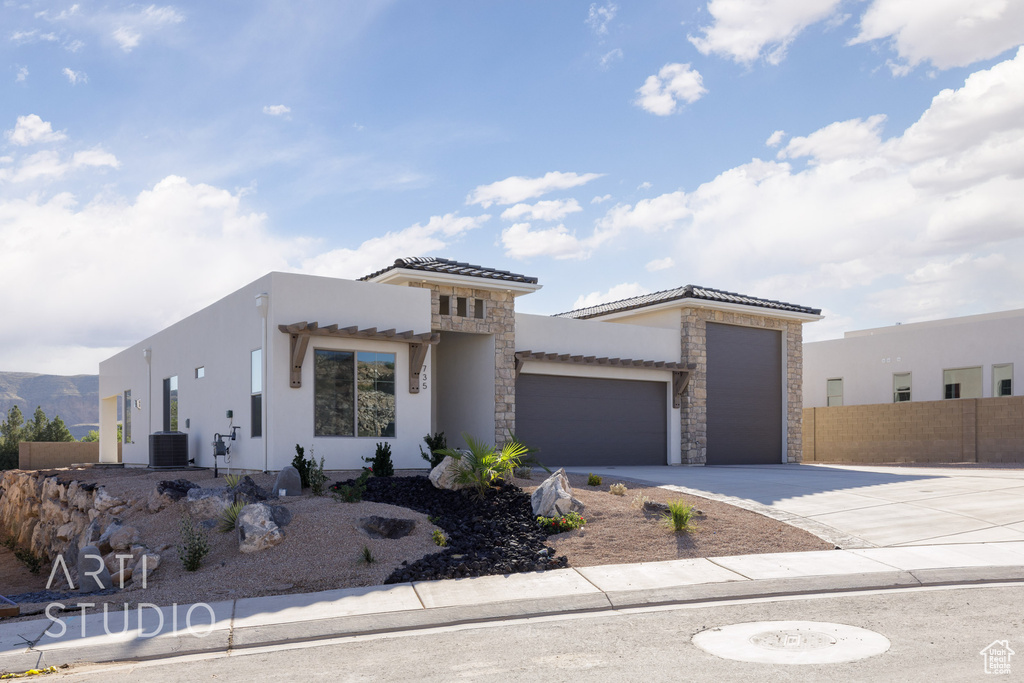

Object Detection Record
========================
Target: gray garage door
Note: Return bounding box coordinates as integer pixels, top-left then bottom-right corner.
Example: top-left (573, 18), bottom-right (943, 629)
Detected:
top-left (516, 374), bottom-right (667, 467)
top-left (706, 322), bottom-right (782, 465)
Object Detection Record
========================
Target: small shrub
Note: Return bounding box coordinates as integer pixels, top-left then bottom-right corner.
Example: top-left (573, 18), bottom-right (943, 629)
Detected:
top-left (364, 442), bottom-right (394, 477)
top-left (332, 468), bottom-right (371, 503)
top-left (218, 500), bottom-right (245, 533)
top-left (292, 444), bottom-right (311, 488)
top-left (609, 483), bottom-right (627, 496)
top-left (629, 493), bottom-right (650, 509)
top-left (177, 515), bottom-right (210, 572)
top-left (434, 432), bottom-right (530, 500)
top-left (432, 529), bottom-right (448, 547)
top-left (308, 451), bottom-right (328, 497)
top-left (536, 511), bottom-right (587, 535)
top-left (360, 545), bottom-right (375, 564)
top-left (14, 548), bottom-right (44, 574)
top-left (223, 473), bottom-right (242, 489)
top-left (427, 514), bottom-right (440, 524)
top-left (664, 499), bottom-right (695, 533)
top-left (587, 473), bottom-right (602, 486)
top-left (420, 432), bottom-right (447, 469)
top-left (514, 466), bottom-right (533, 479)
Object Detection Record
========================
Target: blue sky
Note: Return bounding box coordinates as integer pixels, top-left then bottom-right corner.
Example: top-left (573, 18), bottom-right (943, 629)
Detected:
top-left (2, 1), bottom-right (1024, 374)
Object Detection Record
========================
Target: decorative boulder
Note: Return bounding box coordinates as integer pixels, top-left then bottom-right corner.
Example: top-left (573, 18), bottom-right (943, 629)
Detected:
top-left (531, 468), bottom-right (585, 518)
top-left (273, 466), bottom-right (302, 497)
top-left (131, 553), bottom-right (161, 586)
top-left (428, 455), bottom-right (469, 491)
top-left (78, 544), bottom-right (113, 593)
top-left (230, 476), bottom-right (271, 505)
top-left (237, 503), bottom-right (284, 553)
top-left (96, 520), bottom-right (124, 554)
top-left (267, 504), bottom-right (292, 528)
top-left (149, 479), bottom-right (200, 512)
top-left (185, 487), bottom-right (234, 520)
top-left (357, 516), bottom-right (416, 539)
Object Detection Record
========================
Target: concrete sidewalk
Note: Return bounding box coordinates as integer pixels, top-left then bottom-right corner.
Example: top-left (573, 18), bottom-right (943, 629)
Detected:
top-left (566, 464), bottom-right (1024, 548)
top-left (3, 542), bottom-right (1024, 672)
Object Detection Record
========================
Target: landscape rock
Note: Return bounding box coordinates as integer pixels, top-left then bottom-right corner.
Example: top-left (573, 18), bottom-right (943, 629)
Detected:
top-left (93, 488), bottom-right (123, 513)
top-left (428, 454), bottom-right (469, 491)
top-left (267, 504), bottom-right (292, 528)
top-left (78, 544), bottom-right (113, 593)
top-left (236, 503), bottom-right (284, 553)
top-left (131, 553), bottom-right (161, 586)
top-left (273, 466), bottom-right (302, 497)
top-left (358, 516), bottom-right (416, 539)
top-left (230, 476), bottom-right (271, 504)
top-left (96, 520), bottom-right (124, 555)
top-left (109, 525), bottom-right (139, 551)
top-left (185, 487), bottom-right (234, 520)
top-left (531, 468), bottom-right (585, 518)
top-left (149, 479), bottom-right (200, 512)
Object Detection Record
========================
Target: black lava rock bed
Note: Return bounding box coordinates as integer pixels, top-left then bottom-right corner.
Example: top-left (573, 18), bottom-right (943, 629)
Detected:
top-left (331, 475), bottom-right (568, 584)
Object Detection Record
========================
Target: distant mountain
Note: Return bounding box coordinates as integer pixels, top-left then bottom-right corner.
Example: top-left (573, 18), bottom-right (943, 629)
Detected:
top-left (0, 372), bottom-right (99, 441)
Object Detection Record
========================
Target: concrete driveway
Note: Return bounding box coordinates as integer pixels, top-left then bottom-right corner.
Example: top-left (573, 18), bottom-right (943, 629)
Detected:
top-left (565, 464), bottom-right (1024, 548)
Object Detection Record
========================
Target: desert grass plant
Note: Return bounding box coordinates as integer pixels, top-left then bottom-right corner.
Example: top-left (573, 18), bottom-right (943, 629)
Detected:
top-left (629, 493), bottom-right (650, 509)
top-left (360, 545), bottom-right (375, 564)
top-left (363, 442), bottom-right (394, 477)
top-left (609, 483), bottom-right (627, 496)
top-left (223, 473), bottom-right (242, 489)
top-left (177, 514), bottom-right (210, 572)
top-left (536, 511), bottom-right (587, 535)
top-left (434, 432), bottom-right (530, 500)
top-left (664, 499), bottom-right (695, 533)
top-left (432, 529), bottom-right (448, 547)
top-left (587, 473), bottom-right (602, 486)
top-left (419, 431), bottom-right (448, 469)
top-left (217, 500), bottom-right (245, 533)
top-left (308, 450), bottom-right (329, 496)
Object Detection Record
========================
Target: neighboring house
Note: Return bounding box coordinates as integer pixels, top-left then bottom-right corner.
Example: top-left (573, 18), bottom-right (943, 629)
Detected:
top-left (804, 309), bottom-right (1023, 408)
top-left (98, 258), bottom-right (821, 471)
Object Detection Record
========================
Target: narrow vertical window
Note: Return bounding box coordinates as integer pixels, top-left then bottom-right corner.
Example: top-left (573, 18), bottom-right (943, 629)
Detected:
top-left (473, 299), bottom-right (485, 319)
top-left (826, 378), bottom-right (843, 407)
top-left (251, 349), bottom-right (262, 437)
top-left (994, 364), bottom-right (1013, 397)
top-left (163, 376), bottom-right (178, 431)
top-left (195, 366), bottom-right (205, 379)
top-left (123, 390), bottom-right (132, 443)
top-left (456, 297), bottom-right (467, 317)
top-left (893, 373), bottom-right (911, 403)
top-left (357, 352), bottom-right (396, 437)
top-left (438, 295), bottom-right (450, 316)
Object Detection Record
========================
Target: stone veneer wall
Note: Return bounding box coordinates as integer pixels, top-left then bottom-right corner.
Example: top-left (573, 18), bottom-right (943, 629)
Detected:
top-left (409, 283), bottom-right (517, 445)
top-left (679, 308), bottom-right (805, 465)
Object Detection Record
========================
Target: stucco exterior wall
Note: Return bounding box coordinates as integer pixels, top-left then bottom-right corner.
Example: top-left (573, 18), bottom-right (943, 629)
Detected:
top-left (804, 309), bottom-right (1024, 407)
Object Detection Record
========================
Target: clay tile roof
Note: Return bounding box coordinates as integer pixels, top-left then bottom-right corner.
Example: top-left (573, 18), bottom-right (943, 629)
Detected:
top-left (555, 284), bottom-right (821, 319)
top-left (360, 257), bottom-right (539, 284)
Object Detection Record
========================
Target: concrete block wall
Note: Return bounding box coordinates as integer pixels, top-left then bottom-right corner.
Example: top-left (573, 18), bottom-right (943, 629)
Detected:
top-left (17, 442), bottom-right (122, 470)
top-left (804, 396), bottom-right (1024, 463)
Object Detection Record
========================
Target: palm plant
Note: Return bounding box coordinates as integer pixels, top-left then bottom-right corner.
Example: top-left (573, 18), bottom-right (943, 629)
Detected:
top-left (435, 432), bottom-right (530, 500)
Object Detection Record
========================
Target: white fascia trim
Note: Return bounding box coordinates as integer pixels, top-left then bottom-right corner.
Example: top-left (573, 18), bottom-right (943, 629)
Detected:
top-left (587, 298), bottom-right (823, 323)
top-left (369, 269), bottom-right (542, 296)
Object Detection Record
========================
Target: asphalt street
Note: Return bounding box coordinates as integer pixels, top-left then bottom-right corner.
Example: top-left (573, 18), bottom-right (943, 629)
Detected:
top-left (58, 583), bottom-right (1024, 682)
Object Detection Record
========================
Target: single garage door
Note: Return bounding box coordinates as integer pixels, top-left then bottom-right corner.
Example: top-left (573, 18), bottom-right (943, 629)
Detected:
top-left (516, 374), bottom-right (667, 467)
top-left (706, 322), bottom-right (782, 465)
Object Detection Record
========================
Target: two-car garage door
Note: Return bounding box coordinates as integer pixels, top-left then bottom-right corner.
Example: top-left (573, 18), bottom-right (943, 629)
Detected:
top-left (515, 374), bottom-right (667, 467)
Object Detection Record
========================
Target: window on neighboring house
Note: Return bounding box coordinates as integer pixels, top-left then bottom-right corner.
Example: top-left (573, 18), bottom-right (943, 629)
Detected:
top-left (123, 390), bottom-right (132, 443)
top-left (163, 376), bottom-right (178, 431)
top-left (195, 366), bottom-right (205, 379)
top-left (826, 378), bottom-right (843, 407)
top-left (438, 295), bottom-right (450, 316)
top-left (251, 349), bottom-right (262, 437)
top-left (994, 364), bottom-right (1013, 397)
top-left (893, 373), bottom-right (911, 403)
top-left (473, 299), bottom-right (485, 319)
top-left (314, 349), bottom-right (396, 437)
top-left (456, 297), bottom-right (467, 317)
top-left (943, 366), bottom-right (982, 400)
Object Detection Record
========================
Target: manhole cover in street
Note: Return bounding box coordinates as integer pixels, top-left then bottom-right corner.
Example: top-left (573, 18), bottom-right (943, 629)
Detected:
top-left (692, 621), bottom-right (890, 664)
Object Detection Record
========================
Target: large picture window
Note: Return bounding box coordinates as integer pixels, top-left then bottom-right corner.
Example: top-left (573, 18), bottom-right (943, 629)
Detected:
top-left (315, 350), bottom-right (395, 437)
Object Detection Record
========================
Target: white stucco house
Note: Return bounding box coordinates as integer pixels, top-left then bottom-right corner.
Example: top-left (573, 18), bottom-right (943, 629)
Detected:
top-left (99, 257), bottom-right (821, 471)
top-left (804, 309), bottom-right (1022, 408)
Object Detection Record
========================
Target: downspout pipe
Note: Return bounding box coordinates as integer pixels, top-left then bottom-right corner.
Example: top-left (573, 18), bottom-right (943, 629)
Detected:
top-left (256, 292), bottom-right (270, 473)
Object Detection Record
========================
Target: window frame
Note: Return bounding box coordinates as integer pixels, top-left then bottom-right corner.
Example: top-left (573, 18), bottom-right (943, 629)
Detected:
top-left (993, 363), bottom-right (1013, 397)
top-left (313, 348), bottom-right (396, 438)
top-left (943, 366), bottom-right (982, 400)
top-left (251, 348), bottom-right (262, 438)
top-left (826, 378), bottom-right (843, 407)
top-left (893, 372), bottom-right (911, 403)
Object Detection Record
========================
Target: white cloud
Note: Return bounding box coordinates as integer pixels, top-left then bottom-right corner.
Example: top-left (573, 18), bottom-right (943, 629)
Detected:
top-left (689, 0), bottom-right (842, 65)
top-left (15, 67), bottom-right (28, 83)
top-left (263, 104), bottom-right (291, 117)
top-left (9, 30), bottom-right (59, 45)
top-left (599, 48), bottom-right (1024, 327)
top-left (302, 213), bottom-right (490, 279)
top-left (8, 146), bottom-right (119, 182)
top-left (467, 171), bottom-right (604, 207)
top-left (766, 130), bottom-right (786, 147)
top-left (599, 48), bottom-right (623, 69)
top-left (500, 223), bottom-right (593, 260)
top-left (111, 5), bottom-right (184, 52)
top-left (5, 115), bottom-right (67, 146)
top-left (500, 198), bottom-right (582, 222)
top-left (637, 181), bottom-right (652, 190)
top-left (591, 194), bottom-right (612, 204)
top-left (646, 257), bottom-right (675, 272)
top-left (586, 2), bottom-right (617, 36)
top-left (850, 0), bottom-right (1024, 72)
top-left (62, 67), bottom-right (87, 85)
top-left (572, 282), bottom-right (649, 310)
top-left (635, 63), bottom-right (707, 115)
top-left (112, 26), bottom-right (141, 51)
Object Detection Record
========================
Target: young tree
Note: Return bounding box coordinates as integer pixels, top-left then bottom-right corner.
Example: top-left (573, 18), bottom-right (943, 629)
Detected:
top-left (27, 406), bottom-right (49, 442)
top-left (0, 405), bottom-right (26, 469)
top-left (81, 430), bottom-right (99, 442)
top-left (42, 415), bottom-right (74, 442)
